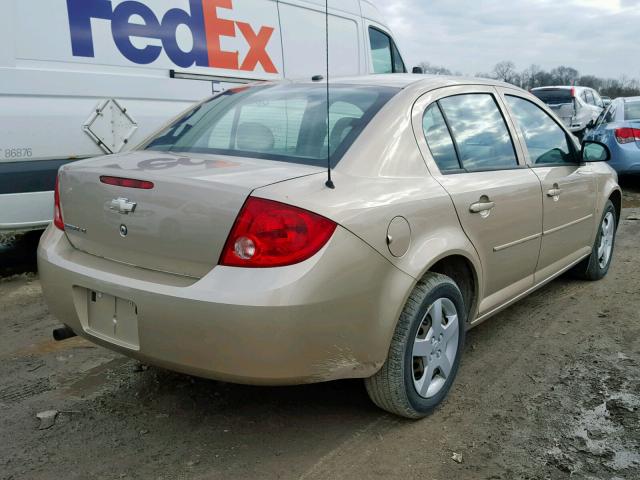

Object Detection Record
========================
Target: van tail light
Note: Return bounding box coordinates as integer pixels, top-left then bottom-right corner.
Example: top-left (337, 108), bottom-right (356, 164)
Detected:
top-left (220, 197), bottom-right (337, 268)
top-left (53, 174), bottom-right (65, 231)
top-left (615, 127), bottom-right (640, 144)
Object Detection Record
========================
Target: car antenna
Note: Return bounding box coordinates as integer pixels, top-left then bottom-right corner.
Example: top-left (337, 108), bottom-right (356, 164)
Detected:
top-left (324, 0), bottom-right (335, 189)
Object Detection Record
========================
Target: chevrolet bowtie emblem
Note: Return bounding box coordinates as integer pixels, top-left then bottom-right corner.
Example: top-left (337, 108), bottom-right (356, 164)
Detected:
top-left (109, 197), bottom-right (137, 215)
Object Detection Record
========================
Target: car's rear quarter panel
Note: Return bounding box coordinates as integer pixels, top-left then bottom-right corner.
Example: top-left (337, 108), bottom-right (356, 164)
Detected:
top-left (254, 86), bottom-right (483, 322)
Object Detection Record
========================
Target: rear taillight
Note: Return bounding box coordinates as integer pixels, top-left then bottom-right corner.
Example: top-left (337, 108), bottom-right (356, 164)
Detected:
top-left (53, 174), bottom-right (64, 231)
top-left (615, 128), bottom-right (640, 144)
top-left (100, 176), bottom-right (154, 189)
top-left (220, 197), bottom-right (337, 268)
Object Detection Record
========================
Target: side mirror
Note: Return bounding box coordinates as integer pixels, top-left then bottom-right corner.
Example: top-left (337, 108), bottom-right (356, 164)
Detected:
top-left (412, 66), bottom-right (424, 74)
top-left (582, 140), bottom-right (610, 162)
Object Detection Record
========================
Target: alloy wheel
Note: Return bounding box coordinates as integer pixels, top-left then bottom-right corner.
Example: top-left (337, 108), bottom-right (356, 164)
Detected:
top-left (597, 212), bottom-right (615, 269)
top-left (412, 298), bottom-right (460, 399)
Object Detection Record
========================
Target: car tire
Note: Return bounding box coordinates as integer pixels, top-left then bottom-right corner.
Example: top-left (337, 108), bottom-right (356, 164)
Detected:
top-left (365, 272), bottom-right (466, 419)
top-left (572, 200), bottom-right (617, 281)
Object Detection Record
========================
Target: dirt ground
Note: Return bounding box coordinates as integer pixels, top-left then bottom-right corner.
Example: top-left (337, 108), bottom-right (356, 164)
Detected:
top-left (1, 182), bottom-right (639, 480)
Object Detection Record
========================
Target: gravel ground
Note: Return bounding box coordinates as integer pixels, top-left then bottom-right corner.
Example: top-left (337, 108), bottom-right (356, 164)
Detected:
top-left (1, 182), bottom-right (639, 480)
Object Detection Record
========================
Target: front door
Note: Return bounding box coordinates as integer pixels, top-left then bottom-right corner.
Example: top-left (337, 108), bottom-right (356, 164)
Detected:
top-left (417, 89), bottom-right (543, 316)
top-left (502, 93), bottom-right (597, 282)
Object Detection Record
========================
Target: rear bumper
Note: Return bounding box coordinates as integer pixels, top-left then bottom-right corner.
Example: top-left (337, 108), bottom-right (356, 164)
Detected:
top-left (0, 158), bottom-right (79, 233)
top-left (0, 191), bottom-right (53, 233)
top-left (38, 226), bottom-right (414, 385)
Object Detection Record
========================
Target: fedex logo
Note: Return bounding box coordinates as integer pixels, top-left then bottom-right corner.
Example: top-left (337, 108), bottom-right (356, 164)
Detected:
top-left (66, 0), bottom-right (278, 73)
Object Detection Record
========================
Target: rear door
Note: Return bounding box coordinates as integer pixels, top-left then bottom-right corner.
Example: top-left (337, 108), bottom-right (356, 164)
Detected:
top-left (583, 90), bottom-right (604, 126)
top-left (413, 86), bottom-right (543, 316)
top-left (501, 91), bottom-right (597, 283)
top-left (278, 0), bottom-right (363, 78)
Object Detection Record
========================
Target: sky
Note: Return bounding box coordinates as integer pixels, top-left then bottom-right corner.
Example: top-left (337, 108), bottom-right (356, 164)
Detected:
top-left (376, 0), bottom-right (640, 80)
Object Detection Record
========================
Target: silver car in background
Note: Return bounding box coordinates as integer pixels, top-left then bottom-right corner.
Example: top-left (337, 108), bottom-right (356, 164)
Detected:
top-left (532, 86), bottom-right (605, 137)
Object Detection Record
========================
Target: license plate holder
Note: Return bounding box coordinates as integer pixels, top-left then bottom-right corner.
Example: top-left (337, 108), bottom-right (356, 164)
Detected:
top-left (86, 290), bottom-right (140, 350)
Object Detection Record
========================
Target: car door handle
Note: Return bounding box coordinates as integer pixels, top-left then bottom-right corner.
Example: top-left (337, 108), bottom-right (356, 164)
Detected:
top-left (469, 201), bottom-right (495, 213)
top-left (547, 188), bottom-right (563, 197)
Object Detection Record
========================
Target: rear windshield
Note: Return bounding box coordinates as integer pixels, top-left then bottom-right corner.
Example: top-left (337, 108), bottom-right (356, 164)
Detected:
top-left (624, 101), bottom-right (640, 121)
top-left (144, 84), bottom-right (398, 167)
top-left (531, 89), bottom-right (573, 105)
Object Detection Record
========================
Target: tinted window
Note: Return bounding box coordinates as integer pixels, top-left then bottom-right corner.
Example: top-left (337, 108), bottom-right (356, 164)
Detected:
top-left (624, 101), bottom-right (640, 121)
top-left (601, 104), bottom-right (617, 125)
top-left (532, 89), bottom-right (573, 105)
top-left (506, 95), bottom-right (576, 165)
top-left (438, 94), bottom-right (518, 171)
top-left (391, 41), bottom-right (406, 73)
top-left (422, 103), bottom-right (460, 172)
top-left (592, 91), bottom-right (603, 106)
top-left (145, 84), bottom-right (398, 167)
top-left (369, 28), bottom-right (392, 74)
top-left (369, 28), bottom-right (405, 74)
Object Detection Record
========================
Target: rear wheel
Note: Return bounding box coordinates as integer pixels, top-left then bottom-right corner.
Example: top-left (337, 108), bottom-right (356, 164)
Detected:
top-left (572, 200), bottom-right (617, 281)
top-left (365, 273), bottom-right (466, 419)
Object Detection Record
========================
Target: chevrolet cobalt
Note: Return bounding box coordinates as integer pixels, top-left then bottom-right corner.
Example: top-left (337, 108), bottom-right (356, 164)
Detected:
top-left (39, 75), bottom-right (621, 418)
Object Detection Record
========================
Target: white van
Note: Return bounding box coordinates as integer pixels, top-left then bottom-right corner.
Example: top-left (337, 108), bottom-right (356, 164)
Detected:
top-left (0, 0), bottom-right (407, 233)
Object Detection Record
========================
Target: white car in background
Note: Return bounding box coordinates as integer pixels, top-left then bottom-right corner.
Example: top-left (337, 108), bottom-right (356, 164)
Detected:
top-left (531, 86), bottom-right (605, 137)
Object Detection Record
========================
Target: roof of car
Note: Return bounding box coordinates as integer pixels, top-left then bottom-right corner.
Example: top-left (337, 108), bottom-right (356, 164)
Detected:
top-left (531, 85), bottom-right (591, 91)
top-left (623, 96), bottom-right (640, 102)
top-left (294, 73), bottom-right (517, 91)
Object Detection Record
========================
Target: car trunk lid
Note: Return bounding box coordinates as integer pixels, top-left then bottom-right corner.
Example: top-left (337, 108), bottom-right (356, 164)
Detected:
top-left (58, 151), bottom-right (323, 277)
top-left (532, 88), bottom-right (576, 127)
top-left (549, 103), bottom-right (575, 128)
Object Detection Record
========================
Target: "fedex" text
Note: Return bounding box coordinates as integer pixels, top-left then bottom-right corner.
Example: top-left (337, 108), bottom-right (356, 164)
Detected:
top-left (66, 0), bottom-right (278, 73)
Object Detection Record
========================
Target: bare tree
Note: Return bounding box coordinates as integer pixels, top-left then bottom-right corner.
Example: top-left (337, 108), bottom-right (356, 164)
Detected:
top-left (417, 59), bottom-right (640, 97)
top-left (417, 62), bottom-right (453, 76)
top-left (550, 66), bottom-right (580, 85)
top-left (492, 61), bottom-right (517, 83)
top-left (525, 64), bottom-right (542, 89)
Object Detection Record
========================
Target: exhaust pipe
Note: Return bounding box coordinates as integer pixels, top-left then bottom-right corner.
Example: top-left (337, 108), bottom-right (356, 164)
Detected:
top-left (53, 326), bottom-right (77, 341)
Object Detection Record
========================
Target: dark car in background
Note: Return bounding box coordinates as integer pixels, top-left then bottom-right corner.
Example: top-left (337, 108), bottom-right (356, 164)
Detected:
top-left (585, 97), bottom-right (640, 177)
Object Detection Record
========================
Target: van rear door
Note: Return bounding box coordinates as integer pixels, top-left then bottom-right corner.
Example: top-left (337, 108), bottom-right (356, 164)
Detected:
top-left (278, 0), bottom-right (363, 78)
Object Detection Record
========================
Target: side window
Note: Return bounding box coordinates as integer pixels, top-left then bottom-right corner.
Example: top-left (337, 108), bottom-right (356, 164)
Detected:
top-left (602, 105), bottom-right (616, 124)
top-left (369, 28), bottom-right (392, 74)
top-left (368, 28), bottom-right (405, 74)
top-left (592, 91), bottom-right (603, 107)
top-left (438, 94), bottom-right (518, 171)
top-left (422, 103), bottom-right (460, 172)
top-left (586, 91), bottom-right (596, 105)
top-left (505, 95), bottom-right (577, 165)
top-left (391, 41), bottom-right (406, 73)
